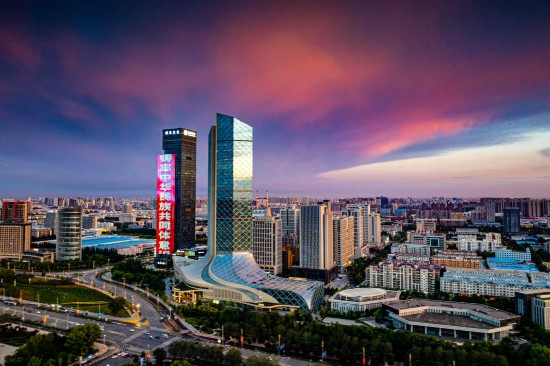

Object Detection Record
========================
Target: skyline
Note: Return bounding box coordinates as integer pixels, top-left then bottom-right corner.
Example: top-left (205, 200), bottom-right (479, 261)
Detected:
top-left (1, 1), bottom-right (550, 198)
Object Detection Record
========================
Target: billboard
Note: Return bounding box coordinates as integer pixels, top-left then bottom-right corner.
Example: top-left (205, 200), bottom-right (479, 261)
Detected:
top-left (156, 154), bottom-right (176, 255)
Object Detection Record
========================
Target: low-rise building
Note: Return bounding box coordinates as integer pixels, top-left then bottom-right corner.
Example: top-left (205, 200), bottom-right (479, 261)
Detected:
top-left (384, 299), bottom-right (520, 342)
top-left (441, 268), bottom-right (550, 297)
top-left (391, 243), bottom-right (431, 256)
top-left (407, 232), bottom-right (446, 251)
top-left (365, 261), bottom-right (441, 293)
top-left (329, 288), bottom-right (400, 313)
top-left (457, 233), bottom-right (503, 252)
top-left (495, 248), bottom-right (531, 261)
top-left (432, 250), bottom-right (482, 269)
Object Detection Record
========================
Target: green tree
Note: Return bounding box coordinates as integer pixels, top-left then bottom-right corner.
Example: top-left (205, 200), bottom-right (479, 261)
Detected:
top-left (224, 348), bottom-right (243, 365)
top-left (108, 296), bottom-right (129, 316)
top-left (64, 323), bottom-right (101, 356)
top-left (153, 347), bottom-right (167, 365)
top-left (530, 344), bottom-right (550, 366)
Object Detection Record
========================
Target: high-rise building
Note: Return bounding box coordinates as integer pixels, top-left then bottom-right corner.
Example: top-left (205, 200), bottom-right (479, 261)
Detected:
top-left (56, 207), bottom-right (83, 261)
top-left (503, 207), bottom-right (520, 234)
top-left (252, 208), bottom-right (282, 275)
top-left (82, 215), bottom-right (98, 229)
top-left (161, 127), bottom-right (197, 251)
top-left (343, 207), bottom-right (364, 257)
top-left (280, 206), bottom-right (300, 244)
top-left (1, 201), bottom-right (29, 223)
top-left (346, 203), bottom-right (370, 247)
top-left (122, 203), bottom-right (133, 214)
top-left (174, 113), bottom-right (324, 311)
top-left (300, 201), bottom-right (334, 270)
top-left (486, 200), bottom-right (496, 222)
top-left (44, 212), bottom-right (57, 234)
top-left (367, 213), bottom-right (382, 247)
top-left (333, 215), bottom-right (354, 273)
top-left (0, 222), bottom-right (31, 259)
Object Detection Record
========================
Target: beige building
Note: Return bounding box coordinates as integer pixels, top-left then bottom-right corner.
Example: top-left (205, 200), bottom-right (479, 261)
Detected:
top-left (0, 222), bottom-right (31, 259)
top-left (333, 215), bottom-right (354, 273)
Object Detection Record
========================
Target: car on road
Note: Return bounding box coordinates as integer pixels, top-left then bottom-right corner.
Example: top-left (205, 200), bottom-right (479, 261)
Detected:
top-left (129, 328), bottom-right (135, 332)
top-left (162, 333), bottom-right (169, 338)
top-left (144, 331), bottom-right (150, 335)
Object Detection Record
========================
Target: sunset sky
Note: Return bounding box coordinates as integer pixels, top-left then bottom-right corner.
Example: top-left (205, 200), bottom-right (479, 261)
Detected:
top-left (1, 1), bottom-right (549, 198)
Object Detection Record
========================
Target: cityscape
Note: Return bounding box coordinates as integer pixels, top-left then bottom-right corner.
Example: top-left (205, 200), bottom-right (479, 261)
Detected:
top-left (1, 2), bottom-right (550, 366)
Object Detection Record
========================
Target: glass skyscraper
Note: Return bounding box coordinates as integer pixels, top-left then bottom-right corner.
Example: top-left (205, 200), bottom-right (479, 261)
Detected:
top-left (174, 113), bottom-right (324, 311)
top-left (162, 128), bottom-right (197, 250)
top-left (211, 114), bottom-right (253, 254)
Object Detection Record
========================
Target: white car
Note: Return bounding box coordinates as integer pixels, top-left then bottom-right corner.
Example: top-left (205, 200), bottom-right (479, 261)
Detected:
top-left (129, 329), bottom-right (135, 332)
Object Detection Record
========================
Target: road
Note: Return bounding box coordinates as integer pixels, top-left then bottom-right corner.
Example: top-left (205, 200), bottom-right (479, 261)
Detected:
top-left (13, 268), bottom-right (333, 365)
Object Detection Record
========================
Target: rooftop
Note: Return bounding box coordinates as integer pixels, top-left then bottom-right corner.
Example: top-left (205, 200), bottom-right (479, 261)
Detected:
top-left (386, 299), bottom-right (519, 321)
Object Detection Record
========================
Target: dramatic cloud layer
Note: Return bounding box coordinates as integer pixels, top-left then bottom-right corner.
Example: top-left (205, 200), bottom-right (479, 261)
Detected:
top-left (1, 1), bottom-right (549, 198)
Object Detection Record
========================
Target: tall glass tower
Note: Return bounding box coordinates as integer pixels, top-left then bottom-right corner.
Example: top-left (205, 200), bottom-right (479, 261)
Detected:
top-left (209, 114), bottom-right (253, 255)
top-left (174, 113), bottom-right (324, 312)
top-left (162, 128), bottom-right (197, 250)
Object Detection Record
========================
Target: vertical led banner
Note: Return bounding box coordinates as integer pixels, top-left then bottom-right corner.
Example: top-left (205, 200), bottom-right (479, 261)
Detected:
top-left (156, 154), bottom-right (176, 255)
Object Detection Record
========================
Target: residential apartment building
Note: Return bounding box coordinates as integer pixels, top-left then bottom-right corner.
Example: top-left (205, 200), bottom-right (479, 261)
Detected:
top-left (432, 250), bottom-right (482, 269)
top-left (365, 261), bottom-right (441, 293)
top-left (332, 215), bottom-right (354, 273)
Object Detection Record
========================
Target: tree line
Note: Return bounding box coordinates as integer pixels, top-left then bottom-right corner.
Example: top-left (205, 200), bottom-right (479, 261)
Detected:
top-left (176, 302), bottom-right (550, 365)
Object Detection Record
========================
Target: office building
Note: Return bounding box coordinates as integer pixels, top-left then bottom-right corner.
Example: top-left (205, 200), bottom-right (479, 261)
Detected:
top-left (457, 233), bottom-right (502, 252)
top-left (56, 207), bottom-right (83, 261)
top-left (0, 222), bottom-right (31, 259)
top-left (122, 203), bottom-right (133, 214)
top-left (252, 209), bottom-right (283, 275)
top-left (82, 215), bottom-right (98, 229)
top-left (300, 201), bottom-right (334, 270)
top-left (174, 113), bottom-right (324, 311)
top-left (332, 215), bottom-right (354, 273)
top-left (160, 127), bottom-right (197, 251)
top-left (407, 232), bottom-right (446, 251)
top-left (486, 201), bottom-right (496, 222)
top-left (280, 206), bottom-right (300, 244)
top-left (515, 290), bottom-right (550, 330)
top-left (503, 207), bottom-right (520, 234)
top-left (1, 200), bottom-right (28, 223)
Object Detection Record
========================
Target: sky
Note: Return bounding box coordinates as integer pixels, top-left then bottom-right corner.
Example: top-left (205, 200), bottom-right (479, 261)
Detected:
top-left (1, 1), bottom-right (549, 199)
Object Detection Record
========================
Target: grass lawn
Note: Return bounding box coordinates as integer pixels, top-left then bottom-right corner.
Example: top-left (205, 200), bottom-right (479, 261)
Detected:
top-left (16, 279), bottom-right (129, 317)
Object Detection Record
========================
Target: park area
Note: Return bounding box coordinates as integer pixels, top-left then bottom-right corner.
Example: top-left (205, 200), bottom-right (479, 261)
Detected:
top-left (15, 278), bottom-right (129, 317)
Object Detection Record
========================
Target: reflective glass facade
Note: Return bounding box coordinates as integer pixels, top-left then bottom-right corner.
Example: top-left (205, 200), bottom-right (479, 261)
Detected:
top-left (215, 114), bottom-right (253, 254)
top-left (56, 207), bottom-right (82, 261)
top-left (175, 113), bottom-right (324, 312)
top-left (162, 128), bottom-right (197, 250)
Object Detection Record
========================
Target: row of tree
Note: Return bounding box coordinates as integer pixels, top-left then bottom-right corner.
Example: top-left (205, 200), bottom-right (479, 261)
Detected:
top-left (111, 258), bottom-right (167, 294)
top-left (176, 302), bottom-right (550, 365)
